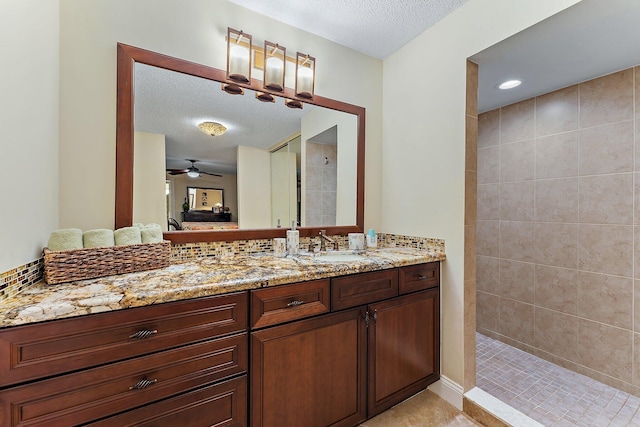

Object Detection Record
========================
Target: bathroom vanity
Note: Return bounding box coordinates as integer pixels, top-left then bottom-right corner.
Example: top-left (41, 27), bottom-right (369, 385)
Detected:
top-left (0, 249), bottom-right (442, 426)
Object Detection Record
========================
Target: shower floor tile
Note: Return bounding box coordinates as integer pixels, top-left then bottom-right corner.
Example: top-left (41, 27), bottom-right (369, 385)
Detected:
top-left (476, 333), bottom-right (640, 426)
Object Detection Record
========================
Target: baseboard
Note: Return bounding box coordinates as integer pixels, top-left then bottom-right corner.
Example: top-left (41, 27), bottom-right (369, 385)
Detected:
top-left (428, 376), bottom-right (463, 410)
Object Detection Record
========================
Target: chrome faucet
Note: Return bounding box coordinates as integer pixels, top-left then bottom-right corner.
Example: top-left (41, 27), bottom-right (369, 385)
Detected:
top-left (319, 230), bottom-right (339, 251)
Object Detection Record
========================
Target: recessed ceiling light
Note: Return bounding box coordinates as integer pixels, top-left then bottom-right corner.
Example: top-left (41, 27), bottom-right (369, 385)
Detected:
top-left (498, 79), bottom-right (522, 90)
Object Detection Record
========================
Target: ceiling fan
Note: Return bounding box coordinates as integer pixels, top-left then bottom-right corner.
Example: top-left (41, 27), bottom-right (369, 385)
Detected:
top-left (166, 159), bottom-right (222, 178)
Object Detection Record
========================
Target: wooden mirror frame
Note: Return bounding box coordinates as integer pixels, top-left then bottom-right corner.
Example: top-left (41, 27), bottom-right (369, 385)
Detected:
top-left (116, 43), bottom-right (365, 243)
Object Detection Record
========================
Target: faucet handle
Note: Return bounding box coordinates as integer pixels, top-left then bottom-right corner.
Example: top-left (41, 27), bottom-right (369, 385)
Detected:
top-left (309, 236), bottom-right (315, 252)
top-left (319, 229), bottom-right (326, 236)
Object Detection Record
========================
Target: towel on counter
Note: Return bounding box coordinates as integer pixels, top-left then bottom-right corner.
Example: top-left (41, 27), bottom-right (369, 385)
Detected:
top-left (47, 228), bottom-right (83, 251)
top-left (141, 225), bottom-right (163, 243)
top-left (133, 223), bottom-right (145, 230)
top-left (83, 229), bottom-right (115, 248)
top-left (114, 226), bottom-right (142, 246)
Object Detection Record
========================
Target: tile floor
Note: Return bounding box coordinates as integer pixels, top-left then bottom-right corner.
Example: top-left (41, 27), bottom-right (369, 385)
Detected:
top-left (359, 389), bottom-right (480, 427)
top-left (477, 333), bottom-right (640, 426)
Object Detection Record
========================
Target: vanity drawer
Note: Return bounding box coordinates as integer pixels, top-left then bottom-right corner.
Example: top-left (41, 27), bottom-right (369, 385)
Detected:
top-left (331, 269), bottom-right (398, 311)
top-left (399, 263), bottom-right (439, 295)
top-left (0, 292), bottom-right (247, 387)
top-left (88, 376), bottom-right (247, 427)
top-left (0, 333), bottom-right (247, 427)
top-left (251, 279), bottom-right (330, 329)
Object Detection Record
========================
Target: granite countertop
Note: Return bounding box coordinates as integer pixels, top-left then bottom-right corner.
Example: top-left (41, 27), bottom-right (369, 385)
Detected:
top-left (0, 247), bottom-right (445, 329)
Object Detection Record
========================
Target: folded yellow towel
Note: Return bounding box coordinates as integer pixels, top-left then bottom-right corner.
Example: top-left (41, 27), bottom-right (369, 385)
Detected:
top-left (47, 228), bottom-right (83, 251)
top-left (114, 226), bottom-right (142, 246)
top-left (83, 229), bottom-right (115, 248)
top-left (141, 227), bottom-right (163, 244)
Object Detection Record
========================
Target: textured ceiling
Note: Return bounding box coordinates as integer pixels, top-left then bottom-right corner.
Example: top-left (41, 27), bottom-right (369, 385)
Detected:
top-left (228, 0), bottom-right (470, 59)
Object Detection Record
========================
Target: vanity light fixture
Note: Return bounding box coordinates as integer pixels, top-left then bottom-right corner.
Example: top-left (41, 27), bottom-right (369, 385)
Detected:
top-left (198, 121), bottom-right (227, 137)
top-left (256, 92), bottom-right (276, 103)
top-left (226, 27), bottom-right (252, 84)
top-left (295, 52), bottom-right (315, 99)
top-left (263, 41), bottom-right (286, 92)
top-left (285, 99), bottom-right (303, 109)
top-left (498, 79), bottom-right (522, 89)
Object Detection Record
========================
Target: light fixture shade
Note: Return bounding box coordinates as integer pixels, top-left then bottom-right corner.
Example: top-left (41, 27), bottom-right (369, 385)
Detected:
top-left (187, 170), bottom-right (200, 178)
top-left (263, 41), bottom-right (285, 92)
top-left (256, 92), bottom-right (275, 103)
top-left (227, 27), bottom-right (252, 84)
top-left (198, 121), bottom-right (227, 137)
top-left (295, 52), bottom-right (315, 99)
top-left (285, 99), bottom-right (303, 109)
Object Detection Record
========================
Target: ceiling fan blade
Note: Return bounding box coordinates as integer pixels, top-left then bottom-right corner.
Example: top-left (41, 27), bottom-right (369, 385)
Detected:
top-left (166, 168), bottom-right (188, 173)
top-left (201, 171), bottom-right (223, 177)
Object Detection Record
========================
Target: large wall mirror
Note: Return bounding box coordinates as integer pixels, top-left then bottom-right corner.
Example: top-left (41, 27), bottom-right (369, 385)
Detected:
top-left (116, 43), bottom-right (365, 243)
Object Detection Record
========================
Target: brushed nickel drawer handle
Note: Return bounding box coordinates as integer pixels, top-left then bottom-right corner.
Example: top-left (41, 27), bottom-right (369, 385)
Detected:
top-left (129, 329), bottom-right (158, 339)
top-left (287, 300), bottom-right (305, 308)
top-left (129, 378), bottom-right (158, 390)
top-left (418, 275), bottom-right (427, 280)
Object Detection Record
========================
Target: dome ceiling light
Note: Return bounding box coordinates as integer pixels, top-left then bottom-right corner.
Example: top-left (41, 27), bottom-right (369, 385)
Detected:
top-left (198, 121), bottom-right (227, 137)
top-left (498, 79), bottom-right (522, 90)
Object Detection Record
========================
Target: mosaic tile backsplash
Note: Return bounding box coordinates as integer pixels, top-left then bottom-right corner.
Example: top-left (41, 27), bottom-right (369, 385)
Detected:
top-left (0, 233), bottom-right (444, 301)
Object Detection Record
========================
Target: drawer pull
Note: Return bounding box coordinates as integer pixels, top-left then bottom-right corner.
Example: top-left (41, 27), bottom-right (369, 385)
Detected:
top-left (129, 329), bottom-right (158, 339)
top-left (129, 378), bottom-right (158, 390)
top-left (418, 275), bottom-right (427, 280)
top-left (287, 300), bottom-right (305, 308)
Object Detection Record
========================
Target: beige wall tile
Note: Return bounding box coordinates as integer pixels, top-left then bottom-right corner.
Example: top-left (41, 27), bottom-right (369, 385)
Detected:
top-left (535, 131), bottom-right (578, 179)
top-left (500, 140), bottom-right (534, 182)
top-left (636, 228), bottom-right (640, 280)
top-left (464, 278), bottom-right (477, 391)
top-left (534, 307), bottom-right (578, 362)
top-left (634, 333), bottom-right (640, 386)
top-left (499, 259), bottom-right (534, 303)
top-left (500, 181), bottom-right (533, 221)
top-left (578, 224), bottom-right (633, 277)
top-left (477, 291), bottom-right (499, 332)
top-left (578, 318), bottom-right (632, 382)
top-left (636, 67), bottom-right (640, 118)
top-left (500, 98), bottom-right (535, 144)
top-left (477, 183), bottom-right (499, 221)
top-left (465, 225), bottom-right (476, 280)
top-left (499, 299), bottom-right (534, 346)
top-left (466, 60), bottom-right (478, 118)
top-left (578, 271), bottom-right (632, 329)
top-left (466, 116), bottom-right (478, 172)
top-left (535, 177), bottom-right (578, 223)
top-left (534, 223), bottom-right (578, 269)
top-left (636, 174), bottom-right (640, 225)
top-left (637, 119), bottom-right (640, 171)
top-left (536, 85), bottom-right (578, 137)
top-left (465, 170), bottom-right (477, 226)
top-left (478, 109), bottom-right (500, 149)
top-left (535, 265), bottom-right (577, 315)
top-left (579, 68), bottom-right (634, 128)
top-left (478, 146), bottom-right (499, 184)
top-left (477, 255), bottom-right (500, 294)
top-left (500, 221), bottom-right (535, 263)
top-left (477, 220), bottom-right (499, 257)
top-left (321, 191), bottom-right (336, 216)
top-left (579, 173), bottom-right (633, 224)
top-left (306, 166), bottom-right (322, 191)
top-left (306, 141), bottom-right (324, 166)
top-left (579, 121), bottom-right (634, 176)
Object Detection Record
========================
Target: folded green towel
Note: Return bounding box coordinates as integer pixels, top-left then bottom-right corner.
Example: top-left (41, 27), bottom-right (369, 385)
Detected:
top-left (114, 226), bottom-right (142, 246)
top-left (141, 227), bottom-right (163, 244)
top-left (133, 223), bottom-right (145, 230)
top-left (145, 223), bottom-right (162, 230)
top-left (83, 229), bottom-right (115, 248)
top-left (47, 228), bottom-right (83, 251)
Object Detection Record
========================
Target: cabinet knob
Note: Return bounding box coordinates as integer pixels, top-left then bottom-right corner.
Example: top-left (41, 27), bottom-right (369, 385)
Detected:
top-left (129, 329), bottom-right (158, 339)
top-left (287, 300), bottom-right (305, 308)
top-left (129, 378), bottom-right (158, 390)
top-left (372, 309), bottom-right (378, 323)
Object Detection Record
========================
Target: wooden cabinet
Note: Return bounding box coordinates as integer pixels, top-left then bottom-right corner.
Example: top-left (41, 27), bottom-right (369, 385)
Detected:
top-left (251, 308), bottom-right (367, 427)
top-left (0, 292), bottom-right (249, 427)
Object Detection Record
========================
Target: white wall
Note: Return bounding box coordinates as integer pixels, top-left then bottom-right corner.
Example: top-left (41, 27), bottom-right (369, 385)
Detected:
top-left (382, 0), bottom-right (582, 389)
top-left (237, 146), bottom-right (271, 229)
top-left (271, 151), bottom-right (296, 228)
top-left (133, 132), bottom-right (167, 230)
top-left (0, 0), bottom-right (59, 272)
top-left (57, 0), bottom-right (383, 234)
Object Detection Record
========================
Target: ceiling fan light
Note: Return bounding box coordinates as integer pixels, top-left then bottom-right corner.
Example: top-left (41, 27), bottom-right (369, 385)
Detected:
top-left (187, 170), bottom-right (200, 178)
top-left (198, 121), bottom-right (227, 137)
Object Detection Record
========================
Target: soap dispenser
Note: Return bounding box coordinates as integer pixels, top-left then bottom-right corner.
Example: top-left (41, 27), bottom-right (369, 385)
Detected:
top-left (286, 221), bottom-right (299, 255)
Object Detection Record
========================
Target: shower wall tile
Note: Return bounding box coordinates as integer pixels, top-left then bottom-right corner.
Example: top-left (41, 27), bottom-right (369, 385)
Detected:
top-left (634, 333), bottom-right (640, 386)
top-left (535, 85), bottom-right (578, 137)
top-left (636, 280), bottom-right (640, 331)
top-left (477, 183), bottom-right (499, 221)
top-left (477, 291), bottom-right (499, 333)
top-left (466, 116), bottom-right (478, 172)
top-left (499, 259), bottom-right (534, 303)
top-left (579, 173), bottom-right (633, 225)
top-left (499, 299), bottom-right (534, 346)
top-left (478, 146), bottom-right (499, 184)
top-left (635, 228), bottom-right (640, 280)
top-left (534, 307), bottom-right (578, 362)
top-left (465, 171), bottom-right (477, 226)
top-left (499, 140), bottom-right (534, 182)
top-left (478, 109), bottom-right (500, 148)
top-left (322, 166), bottom-right (337, 192)
top-left (579, 120), bottom-right (634, 176)
top-left (636, 174), bottom-right (640, 225)
top-left (534, 222), bottom-right (578, 269)
top-left (578, 318), bottom-right (632, 383)
top-left (636, 119), bottom-right (640, 171)
top-left (636, 66), bottom-right (640, 118)
top-left (499, 181), bottom-right (533, 221)
top-left (477, 220), bottom-right (499, 257)
top-left (578, 224), bottom-right (633, 277)
top-left (323, 144), bottom-right (337, 165)
top-left (535, 131), bottom-right (579, 179)
top-left (499, 221), bottom-right (534, 262)
top-left (534, 265), bottom-right (577, 315)
top-left (535, 177), bottom-right (578, 223)
top-left (477, 255), bottom-right (500, 294)
top-left (579, 68), bottom-right (634, 128)
top-left (500, 98), bottom-right (535, 144)
top-left (577, 271), bottom-right (632, 329)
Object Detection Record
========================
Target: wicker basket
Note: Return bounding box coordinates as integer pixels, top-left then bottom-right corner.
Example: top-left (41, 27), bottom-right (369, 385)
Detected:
top-left (43, 241), bottom-right (171, 284)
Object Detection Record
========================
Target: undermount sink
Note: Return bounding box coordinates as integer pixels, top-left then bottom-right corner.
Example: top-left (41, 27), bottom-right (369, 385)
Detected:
top-left (311, 252), bottom-right (366, 262)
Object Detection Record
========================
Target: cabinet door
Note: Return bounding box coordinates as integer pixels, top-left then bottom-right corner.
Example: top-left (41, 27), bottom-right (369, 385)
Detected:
top-left (251, 308), bottom-right (367, 427)
top-left (367, 289), bottom-right (440, 417)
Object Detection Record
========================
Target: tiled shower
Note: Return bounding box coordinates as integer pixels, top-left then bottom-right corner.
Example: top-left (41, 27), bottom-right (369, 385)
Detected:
top-left (476, 65), bottom-right (640, 397)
